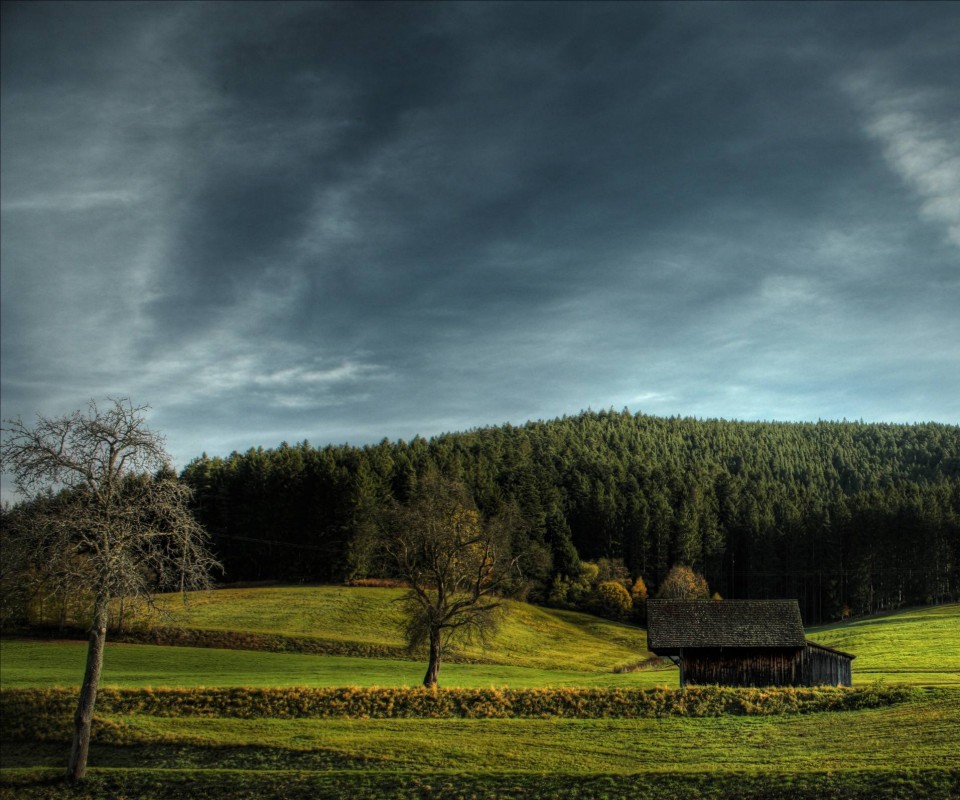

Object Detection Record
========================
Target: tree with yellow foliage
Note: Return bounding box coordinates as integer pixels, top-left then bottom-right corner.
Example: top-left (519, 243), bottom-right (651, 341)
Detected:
top-left (593, 580), bottom-right (633, 619)
top-left (630, 576), bottom-right (649, 623)
top-left (656, 564), bottom-right (710, 600)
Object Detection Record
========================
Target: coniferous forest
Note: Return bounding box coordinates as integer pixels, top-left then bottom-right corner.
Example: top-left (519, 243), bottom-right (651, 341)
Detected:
top-left (180, 411), bottom-right (960, 625)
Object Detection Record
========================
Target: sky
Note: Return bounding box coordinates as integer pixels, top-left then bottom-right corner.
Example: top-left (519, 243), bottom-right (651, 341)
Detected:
top-left (2, 1), bottom-right (959, 491)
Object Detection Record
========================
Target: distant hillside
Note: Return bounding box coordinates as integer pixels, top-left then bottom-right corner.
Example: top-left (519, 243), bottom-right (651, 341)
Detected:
top-left (180, 410), bottom-right (960, 623)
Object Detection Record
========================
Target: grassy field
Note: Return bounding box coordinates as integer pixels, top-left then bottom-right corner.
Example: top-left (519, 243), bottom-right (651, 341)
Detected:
top-left (2, 689), bottom-right (957, 798)
top-left (0, 639), bottom-right (676, 690)
top-left (7, 593), bottom-right (957, 689)
top-left (2, 594), bottom-right (959, 798)
top-left (37, 690), bottom-right (960, 774)
top-left (807, 604), bottom-right (960, 686)
top-left (13, 690), bottom-right (954, 773)
top-left (143, 585), bottom-right (656, 671)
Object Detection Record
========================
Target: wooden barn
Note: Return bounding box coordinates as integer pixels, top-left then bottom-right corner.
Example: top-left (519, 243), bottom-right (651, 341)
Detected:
top-left (646, 599), bottom-right (854, 687)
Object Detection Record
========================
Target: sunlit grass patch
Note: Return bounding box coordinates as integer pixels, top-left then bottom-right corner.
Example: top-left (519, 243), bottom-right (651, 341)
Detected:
top-left (0, 639), bottom-right (676, 690)
top-left (807, 603), bottom-right (960, 686)
top-left (143, 585), bottom-right (657, 671)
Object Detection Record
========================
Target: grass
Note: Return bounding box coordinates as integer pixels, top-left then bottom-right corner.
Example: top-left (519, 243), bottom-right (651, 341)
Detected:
top-left (807, 603), bottom-right (960, 686)
top-left (3, 596), bottom-right (959, 798)
top-left (2, 690), bottom-right (958, 798)
top-left (6, 600), bottom-right (958, 690)
top-left (0, 639), bottom-right (676, 690)
top-left (62, 689), bottom-right (959, 773)
top-left (141, 585), bottom-right (656, 671)
top-left (3, 768), bottom-right (957, 800)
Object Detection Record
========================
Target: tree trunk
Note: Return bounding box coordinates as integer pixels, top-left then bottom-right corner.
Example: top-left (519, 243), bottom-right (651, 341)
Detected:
top-left (422, 629), bottom-right (442, 688)
top-left (67, 598), bottom-right (108, 782)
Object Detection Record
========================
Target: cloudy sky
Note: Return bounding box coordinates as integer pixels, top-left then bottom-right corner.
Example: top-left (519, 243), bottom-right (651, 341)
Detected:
top-left (2, 1), bottom-right (958, 485)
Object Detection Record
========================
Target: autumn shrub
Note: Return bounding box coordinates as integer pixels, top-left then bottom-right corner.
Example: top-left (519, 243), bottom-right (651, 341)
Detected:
top-left (53, 625), bottom-right (500, 665)
top-left (549, 560), bottom-right (637, 616)
top-left (591, 581), bottom-right (634, 620)
top-left (110, 627), bottom-right (413, 660)
top-left (547, 562), bottom-right (598, 609)
top-left (630, 576), bottom-right (649, 623)
top-left (656, 565), bottom-right (710, 599)
top-left (612, 656), bottom-right (672, 674)
top-left (594, 558), bottom-right (631, 587)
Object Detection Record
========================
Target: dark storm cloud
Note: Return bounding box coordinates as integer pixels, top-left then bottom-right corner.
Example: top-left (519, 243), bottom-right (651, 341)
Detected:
top-left (2, 1), bottom-right (958, 490)
top-left (145, 2), bottom-right (470, 328)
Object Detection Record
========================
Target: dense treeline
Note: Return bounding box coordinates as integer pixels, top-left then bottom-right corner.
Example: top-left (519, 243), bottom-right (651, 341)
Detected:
top-left (180, 411), bottom-right (960, 624)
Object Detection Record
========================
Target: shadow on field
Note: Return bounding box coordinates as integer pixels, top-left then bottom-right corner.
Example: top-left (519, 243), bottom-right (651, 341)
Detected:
top-left (1, 742), bottom-right (373, 771)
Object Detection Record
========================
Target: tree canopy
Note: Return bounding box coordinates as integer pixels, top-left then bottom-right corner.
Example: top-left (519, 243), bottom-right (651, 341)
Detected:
top-left (175, 410), bottom-right (957, 623)
top-left (656, 565), bottom-right (710, 600)
top-left (383, 474), bottom-right (517, 687)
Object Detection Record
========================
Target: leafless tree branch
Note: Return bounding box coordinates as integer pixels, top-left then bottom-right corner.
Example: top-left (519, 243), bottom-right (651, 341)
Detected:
top-left (0, 398), bottom-right (220, 782)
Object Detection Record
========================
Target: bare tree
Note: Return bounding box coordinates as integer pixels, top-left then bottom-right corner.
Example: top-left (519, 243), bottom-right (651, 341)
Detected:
top-left (1, 399), bottom-right (220, 782)
top-left (383, 475), bottom-right (518, 688)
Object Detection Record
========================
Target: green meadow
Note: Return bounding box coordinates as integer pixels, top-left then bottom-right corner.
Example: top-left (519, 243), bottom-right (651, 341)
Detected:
top-left (0, 639), bottom-right (675, 690)
top-left (807, 603), bottom-right (960, 686)
top-left (5, 589), bottom-right (957, 689)
top-left (2, 592), bottom-right (959, 799)
top-left (148, 585), bottom-right (657, 671)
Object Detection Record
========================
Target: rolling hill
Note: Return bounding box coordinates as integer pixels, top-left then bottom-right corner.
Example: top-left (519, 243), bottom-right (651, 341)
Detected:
top-left (2, 590), bottom-right (957, 690)
top-left (807, 603), bottom-right (960, 686)
top-left (142, 585), bottom-right (658, 672)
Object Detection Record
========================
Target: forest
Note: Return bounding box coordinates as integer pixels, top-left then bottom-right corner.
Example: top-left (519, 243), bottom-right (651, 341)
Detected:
top-left (178, 410), bottom-right (960, 625)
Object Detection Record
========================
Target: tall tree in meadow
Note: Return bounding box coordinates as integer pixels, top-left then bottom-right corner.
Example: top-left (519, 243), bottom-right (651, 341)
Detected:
top-left (1, 399), bottom-right (220, 782)
top-left (383, 474), bottom-right (519, 687)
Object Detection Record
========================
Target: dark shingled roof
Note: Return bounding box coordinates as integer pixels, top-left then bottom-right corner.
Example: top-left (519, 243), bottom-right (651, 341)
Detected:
top-left (646, 599), bottom-right (807, 651)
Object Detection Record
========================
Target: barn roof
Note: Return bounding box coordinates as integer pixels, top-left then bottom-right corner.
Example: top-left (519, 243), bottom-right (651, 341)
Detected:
top-left (646, 599), bottom-right (807, 651)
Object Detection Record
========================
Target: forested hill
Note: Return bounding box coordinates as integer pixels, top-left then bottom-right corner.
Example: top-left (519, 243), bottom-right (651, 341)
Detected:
top-left (181, 411), bottom-right (960, 624)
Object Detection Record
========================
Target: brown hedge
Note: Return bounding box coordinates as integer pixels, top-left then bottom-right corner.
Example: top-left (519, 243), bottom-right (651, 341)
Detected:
top-left (0, 683), bottom-right (915, 742)
top-left (13, 625), bottom-right (503, 664)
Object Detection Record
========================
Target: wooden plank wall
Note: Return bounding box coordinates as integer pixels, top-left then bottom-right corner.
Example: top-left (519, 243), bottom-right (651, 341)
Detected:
top-left (682, 646), bottom-right (853, 687)
top-left (800, 647), bottom-right (853, 687)
top-left (682, 648), bottom-right (804, 687)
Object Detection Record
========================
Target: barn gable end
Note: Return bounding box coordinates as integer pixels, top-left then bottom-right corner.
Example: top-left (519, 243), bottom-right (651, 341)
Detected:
top-left (801, 640), bottom-right (855, 686)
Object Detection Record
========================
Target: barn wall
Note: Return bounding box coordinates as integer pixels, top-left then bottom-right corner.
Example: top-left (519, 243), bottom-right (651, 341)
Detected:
top-left (679, 646), bottom-right (853, 687)
top-left (800, 646), bottom-right (853, 687)
top-left (682, 648), bottom-right (803, 687)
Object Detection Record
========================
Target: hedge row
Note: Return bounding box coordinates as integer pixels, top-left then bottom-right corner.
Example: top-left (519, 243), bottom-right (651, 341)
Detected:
top-left (14, 625), bottom-right (499, 664)
top-left (1, 683), bottom-right (915, 733)
top-left (113, 627), bottom-right (413, 660)
top-left (13, 624), bottom-right (412, 660)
